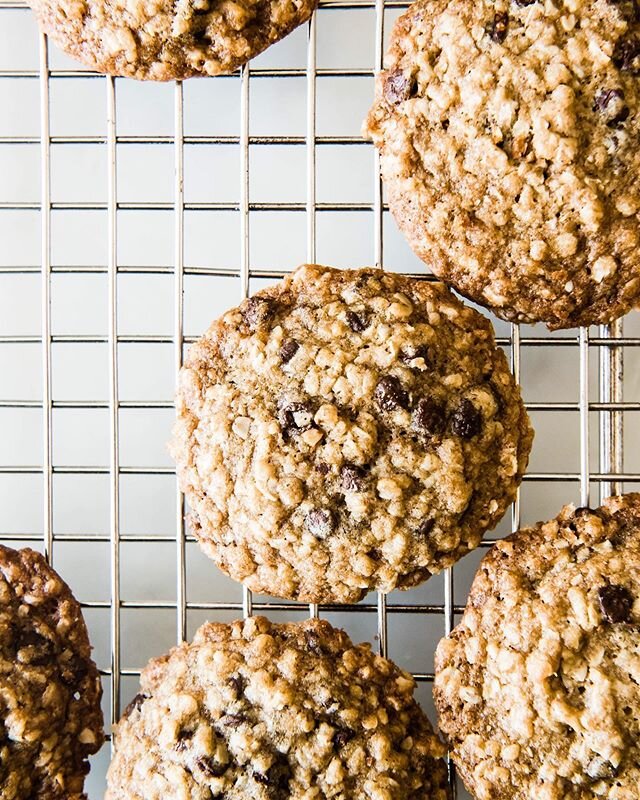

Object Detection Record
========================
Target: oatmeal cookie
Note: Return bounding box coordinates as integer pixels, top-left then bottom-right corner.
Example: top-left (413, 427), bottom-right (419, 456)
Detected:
top-left (106, 615), bottom-right (450, 800)
top-left (28, 0), bottom-right (316, 80)
top-left (0, 545), bottom-right (104, 800)
top-left (434, 493), bottom-right (640, 800)
top-left (170, 264), bottom-right (532, 603)
top-left (364, 0), bottom-right (640, 328)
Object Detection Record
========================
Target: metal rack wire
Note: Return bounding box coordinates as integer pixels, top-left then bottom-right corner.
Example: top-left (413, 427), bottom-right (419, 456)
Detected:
top-left (0, 2), bottom-right (637, 797)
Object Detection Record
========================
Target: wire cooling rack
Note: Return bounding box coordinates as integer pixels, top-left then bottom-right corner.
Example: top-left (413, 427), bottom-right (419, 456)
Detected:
top-left (1, 3), bottom-right (639, 797)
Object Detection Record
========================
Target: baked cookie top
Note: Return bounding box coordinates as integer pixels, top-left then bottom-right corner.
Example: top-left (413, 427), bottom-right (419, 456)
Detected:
top-left (28, 0), bottom-right (316, 79)
top-left (171, 264), bottom-right (532, 603)
top-left (364, 0), bottom-right (640, 329)
top-left (106, 615), bottom-right (450, 800)
top-left (434, 493), bottom-right (640, 800)
top-left (0, 545), bottom-right (104, 800)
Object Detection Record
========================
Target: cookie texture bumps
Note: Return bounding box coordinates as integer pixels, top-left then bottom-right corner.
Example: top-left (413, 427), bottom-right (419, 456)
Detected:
top-left (364, 0), bottom-right (640, 328)
top-left (434, 494), bottom-right (640, 800)
top-left (105, 616), bottom-right (450, 800)
top-left (28, 0), bottom-right (316, 79)
top-left (171, 264), bottom-right (532, 603)
top-left (0, 545), bottom-right (104, 800)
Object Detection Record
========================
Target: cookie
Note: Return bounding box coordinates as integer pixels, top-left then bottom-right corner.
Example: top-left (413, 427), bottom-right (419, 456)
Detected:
top-left (364, 0), bottom-right (640, 329)
top-left (171, 264), bottom-right (533, 603)
top-left (105, 615), bottom-right (450, 800)
top-left (28, 0), bottom-right (316, 80)
top-left (434, 494), bottom-right (640, 800)
top-left (0, 545), bottom-right (104, 800)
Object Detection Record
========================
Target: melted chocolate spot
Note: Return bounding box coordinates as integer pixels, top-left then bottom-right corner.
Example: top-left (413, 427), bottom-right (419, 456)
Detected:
top-left (384, 68), bottom-right (418, 104)
top-left (341, 463), bottom-right (367, 492)
top-left (613, 36), bottom-right (640, 73)
top-left (278, 401), bottom-right (314, 436)
top-left (122, 693), bottom-right (148, 719)
top-left (279, 339), bottom-right (299, 363)
top-left (374, 376), bottom-right (409, 412)
top-left (412, 398), bottom-right (446, 437)
top-left (598, 584), bottom-right (634, 623)
top-left (346, 310), bottom-right (370, 332)
top-left (450, 399), bottom-right (482, 439)
top-left (488, 12), bottom-right (509, 42)
top-left (242, 296), bottom-right (276, 331)
top-left (305, 509), bottom-right (335, 539)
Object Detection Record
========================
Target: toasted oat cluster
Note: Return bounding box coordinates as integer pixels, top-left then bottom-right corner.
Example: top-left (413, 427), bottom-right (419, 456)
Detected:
top-left (364, 0), bottom-right (640, 328)
top-left (28, 0), bottom-right (316, 80)
top-left (435, 493), bottom-right (640, 800)
top-left (106, 616), bottom-right (450, 800)
top-left (170, 264), bottom-right (532, 603)
top-left (0, 545), bottom-right (104, 800)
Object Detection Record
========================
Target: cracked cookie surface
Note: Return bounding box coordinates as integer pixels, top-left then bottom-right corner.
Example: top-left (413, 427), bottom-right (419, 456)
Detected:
top-left (434, 493), bottom-right (640, 800)
top-left (170, 264), bottom-right (532, 603)
top-left (0, 545), bottom-right (104, 800)
top-left (105, 615), bottom-right (450, 800)
top-left (28, 0), bottom-right (315, 79)
top-left (364, 0), bottom-right (640, 328)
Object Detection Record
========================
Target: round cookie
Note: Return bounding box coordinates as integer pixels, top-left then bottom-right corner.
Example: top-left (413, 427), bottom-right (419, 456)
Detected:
top-left (434, 494), bottom-right (640, 800)
top-left (171, 264), bottom-right (533, 603)
top-left (28, 0), bottom-right (316, 80)
top-left (364, 0), bottom-right (640, 329)
top-left (0, 545), bottom-right (104, 800)
top-left (106, 615), bottom-right (450, 800)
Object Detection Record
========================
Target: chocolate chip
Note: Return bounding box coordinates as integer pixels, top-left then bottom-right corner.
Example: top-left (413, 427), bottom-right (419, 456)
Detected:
top-left (17, 628), bottom-right (55, 665)
top-left (450, 399), bottom-right (482, 439)
top-left (60, 653), bottom-right (89, 687)
top-left (586, 756), bottom-right (619, 780)
top-left (383, 68), bottom-right (418, 104)
top-left (253, 753), bottom-right (291, 791)
top-left (594, 88), bottom-right (624, 112)
top-left (346, 309), bottom-right (370, 332)
top-left (315, 462), bottom-right (330, 475)
top-left (333, 726), bottom-right (355, 748)
top-left (175, 728), bottom-right (194, 751)
top-left (598, 584), bottom-right (634, 623)
top-left (228, 675), bottom-right (245, 696)
top-left (412, 398), bottom-right (446, 437)
top-left (304, 629), bottom-right (330, 655)
top-left (305, 509), bottom-right (335, 539)
top-left (197, 756), bottom-right (228, 778)
top-left (122, 693), bottom-right (147, 719)
top-left (399, 345), bottom-right (431, 368)
top-left (341, 463), bottom-right (367, 492)
top-left (416, 519), bottom-right (435, 538)
top-left (593, 89), bottom-right (630, 127)
top-left (241, 296), bottom-right (276, 331)
top-left (513, 0), bottom-right (537, 5)
top-left (279, 339), bottom-right (299, 363)
top-left (374, 376), bottom-right (409, 412)
top-left (608, 106), bottom-right (630, 126)
top-left (278, 401), bottom-right (314, 435)
top-left (488, 12), bottom-right (509, 42)
top-left (613, 36), bottom-right (640, 73)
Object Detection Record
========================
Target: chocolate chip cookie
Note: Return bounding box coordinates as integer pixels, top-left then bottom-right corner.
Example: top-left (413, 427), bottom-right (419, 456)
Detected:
top-left (106, 615), bottom-right (450, 800)
top-left (0, 545), bottom-right (104, 800)
top-left (434, 494), bottom-right (640, 800)
top-left (29, 0), bottom-right (316, 80)
top-left (364, 0), bottom-right (640, 329)
top-left (171, 264), bottom-right (533, 603)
